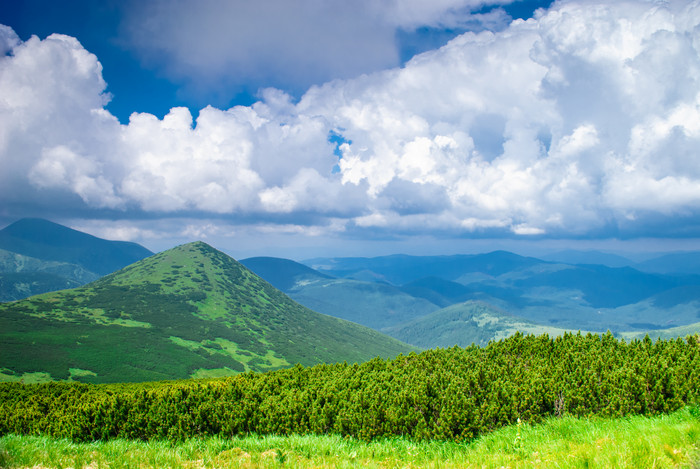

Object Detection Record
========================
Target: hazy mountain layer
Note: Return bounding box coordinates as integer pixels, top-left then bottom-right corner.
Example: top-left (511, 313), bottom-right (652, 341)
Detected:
top-left (242, 256), bottom-right (439, 329)
top-left (301, 252), bottom-right (700, 333)
top-left (0, 218), bottom-right (152, 276)
top-left (0, 219), bottom-right (153, 302)
top-left (304, 251), bottom-right (543, 285)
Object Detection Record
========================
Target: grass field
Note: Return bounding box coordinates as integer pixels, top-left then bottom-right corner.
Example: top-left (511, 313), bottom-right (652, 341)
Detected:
top-left (1, 406), bottom-right (699, 468)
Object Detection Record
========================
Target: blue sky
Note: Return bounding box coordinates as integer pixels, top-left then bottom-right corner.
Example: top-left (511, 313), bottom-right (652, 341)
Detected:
top-left (2, 0), bottom-right (700, 259)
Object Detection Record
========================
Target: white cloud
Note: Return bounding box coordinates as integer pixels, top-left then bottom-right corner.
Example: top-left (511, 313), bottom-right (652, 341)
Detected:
top-left (4, 0), bottom-right (700, 242)
top-left (0, 32), bottom-right (121, 205)
top-left (29, 145), bottom-right (122, 209)
top-left (70, 223), bottom-right (162, 243)
top-left (0, 25), bottom-right (20, 55)
top-left (512, 224), bottom-right (546, 235)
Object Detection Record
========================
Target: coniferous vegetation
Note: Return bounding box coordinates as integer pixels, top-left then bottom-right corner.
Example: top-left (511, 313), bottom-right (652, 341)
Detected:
top-left (1, 333), bottom-right (698, 444)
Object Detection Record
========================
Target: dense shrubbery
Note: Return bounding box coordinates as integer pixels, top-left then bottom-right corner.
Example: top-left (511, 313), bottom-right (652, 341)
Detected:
top-left (1, 332), bottom-right (699, 443)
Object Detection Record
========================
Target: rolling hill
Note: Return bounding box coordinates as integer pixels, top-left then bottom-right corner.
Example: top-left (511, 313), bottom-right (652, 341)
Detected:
top-left (300, 251), bottom-right (700, 334)
top-left (234, 252), bottom-right (700, 348)
top-left (0, 242), bottom-right (415, 383)
top-left (384, 300), bottom-right (579, 348)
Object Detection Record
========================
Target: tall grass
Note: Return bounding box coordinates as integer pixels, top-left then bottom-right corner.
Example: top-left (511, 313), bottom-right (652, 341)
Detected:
top-left (1, 407), bottom-right (699, 468)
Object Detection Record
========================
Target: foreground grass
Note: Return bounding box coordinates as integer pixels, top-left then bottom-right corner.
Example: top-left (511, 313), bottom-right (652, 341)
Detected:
top-left (1, 407), bottom-right (699, 468)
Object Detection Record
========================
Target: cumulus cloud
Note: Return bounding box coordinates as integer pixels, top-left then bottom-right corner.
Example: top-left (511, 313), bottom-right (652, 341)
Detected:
top-left (0, 31), bottom-right (121, 207)
top-left (3, 0), bottom-right (700, 242)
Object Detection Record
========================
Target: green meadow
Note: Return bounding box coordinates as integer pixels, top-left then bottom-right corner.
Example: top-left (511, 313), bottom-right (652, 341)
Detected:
top-left (1, 407), bottom-right (699, 468)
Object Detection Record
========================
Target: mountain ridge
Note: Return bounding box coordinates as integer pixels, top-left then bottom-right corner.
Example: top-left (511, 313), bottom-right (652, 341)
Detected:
top-left (0, 218), bottom-right (153, 276)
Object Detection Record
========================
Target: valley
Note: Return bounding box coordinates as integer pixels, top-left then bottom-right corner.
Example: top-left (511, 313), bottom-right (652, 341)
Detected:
top-left (244, 250), bottom-right (700, 347)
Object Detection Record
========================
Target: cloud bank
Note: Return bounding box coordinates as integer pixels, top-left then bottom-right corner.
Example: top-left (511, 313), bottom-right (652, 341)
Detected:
top-left (2, 0), bottom-right (700, 243)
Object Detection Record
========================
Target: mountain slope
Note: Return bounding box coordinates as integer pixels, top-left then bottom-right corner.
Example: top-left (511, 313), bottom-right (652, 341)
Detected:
top-left (0, 242), bottom-right (415, 383)
top-left (384, 301), bottom-right (581, 349)
top-left (399, 276), bottom-right (475, 307)
top-left (0, 248), bottom-right (100, 302)
top-left (0, 248), bottom-right (98, 284)
top-left (0, 271), bottom-right (82, 302)
top-left (512, 264), bottom-right (680, 309)
top-left (0, 218), bottom-right (152, 276)
top-left (241, 256), bottom-right (440, 330)
top-left (287, 278), bottom-right (440, 330)
top-left (240, 256), bottom-right (333, 291)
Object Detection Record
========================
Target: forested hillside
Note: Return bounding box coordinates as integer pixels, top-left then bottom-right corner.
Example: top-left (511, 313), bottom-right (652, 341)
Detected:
top-left (0, 242), bottom-right (415, 383)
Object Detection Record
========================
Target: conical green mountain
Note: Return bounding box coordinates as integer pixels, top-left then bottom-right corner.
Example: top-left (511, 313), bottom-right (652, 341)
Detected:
top-left (0, 242), bottom-right (415, 383)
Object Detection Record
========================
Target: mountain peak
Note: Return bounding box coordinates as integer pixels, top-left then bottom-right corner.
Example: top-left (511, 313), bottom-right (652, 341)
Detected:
top-left (2, 218), bottom-right (98, 244)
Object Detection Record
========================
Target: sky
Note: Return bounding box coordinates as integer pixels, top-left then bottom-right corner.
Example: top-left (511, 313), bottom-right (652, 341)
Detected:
top-left (2, 0), bottom-right (700, 260)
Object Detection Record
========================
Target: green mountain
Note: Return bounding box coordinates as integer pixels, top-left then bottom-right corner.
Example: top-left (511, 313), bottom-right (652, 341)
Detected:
top-left (0, 242), bottom-right (415, 384)
top-left (0, 218), bottom-right (153, 276)
top-left (384, 300), bottom-right (581, 349)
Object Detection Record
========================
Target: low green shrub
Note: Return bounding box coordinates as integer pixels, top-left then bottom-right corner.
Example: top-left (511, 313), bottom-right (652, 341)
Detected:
top-left (1, 333), bottom-right (698, 443)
